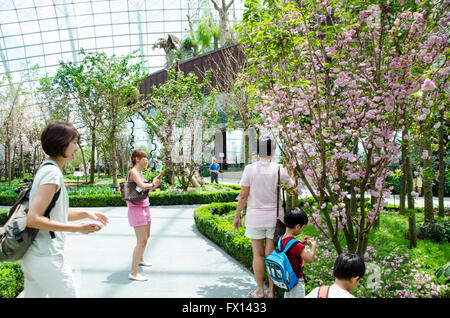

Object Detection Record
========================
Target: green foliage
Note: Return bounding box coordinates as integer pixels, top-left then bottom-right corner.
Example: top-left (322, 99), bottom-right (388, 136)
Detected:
top-left (142, 170), bottom-right (171, 191)
top-left (0, 209), bottom-right (8, 226)
top-left (193, 201), bottom-right (449, 298)
top-left (193, 202), bottom-right (253, 269)
top-left (0, 262), bottom-right (23, 298)
top-left (140, 66), bottom-right (218, 189)
top-left (418, 219), bottom-right (450, 243)
top-left (435, 262), bottom-right (450, 283)
top-left (0, 182), bottom-right (19, 196)
top-left (0, 187), bottom-right (240, 207)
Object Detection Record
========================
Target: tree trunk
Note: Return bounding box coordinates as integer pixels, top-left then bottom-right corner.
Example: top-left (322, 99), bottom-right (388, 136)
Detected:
top-left (399, 131), bottom-right (408, 214)
top-left (97, 149), bottom-right (101, 178)
top-left (20, 141), bottom-right (25, 179)
top-left (111, 143), bottom-right (118, 186)
top-left (12, 144), bottom-right (16, 182)
top-left (90, 130), bottom-right (96, 184)
top-left (406, 153), bottom-right (415, 210)
top-left (399, 174), bottom-right (406, 214)
top-left (422, 130), bottom-right (434, 224)
top-left (438, 110), bottom-right (445, 217)
top-left (6, 141), bottom-right (11, 187)
top-left (405, 143), bottom-right (417, 248)
top-left (33, 145), bottom-right (37, 174)
top-left (77, 141), bottom-right (88, 183)
top-left (211, 0), bottom-right (234, 46)
top-left (244, 128), bottom-right (250, 166)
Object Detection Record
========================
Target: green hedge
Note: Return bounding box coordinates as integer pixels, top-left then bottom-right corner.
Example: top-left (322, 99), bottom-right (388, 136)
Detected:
top-left (0, 262), bottom-right (23, 298)
top-left (193, 203), bottom-right (284, 296)
top-left (193, 202), bottom-right (253, 269)
top-left (0, 189), bottom-right (240, 207)
top-left (0, 210), bottom-right (24, 299)
top-left (0, 209), bottom-right (7, 225)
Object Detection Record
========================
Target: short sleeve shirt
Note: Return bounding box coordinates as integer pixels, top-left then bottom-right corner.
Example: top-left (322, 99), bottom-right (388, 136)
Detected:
top-left (240, 161), bottom-right (294, 228)
top-left (28, 160), bottom-right (69, 256)
top-left (209, 163), bottom-right (220, 172)
top-left (280, 236), bottom-right (305, 279)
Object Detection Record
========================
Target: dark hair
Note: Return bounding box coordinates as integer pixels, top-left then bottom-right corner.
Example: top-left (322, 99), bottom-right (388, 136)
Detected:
top-left (333, 253), bottom-right (366, 280)
top-left (258, 137), bottom-right (276, 157)
top-left (41, 121), bottom-right (80, 158)
top-left (284, 207), bottom-right (308, 228)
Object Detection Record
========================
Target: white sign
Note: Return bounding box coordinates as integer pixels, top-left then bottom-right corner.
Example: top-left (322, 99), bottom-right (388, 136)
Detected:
top-left (73, 171), bottom-right (84, 177)
top-left (219, 153), bottom-right (224, 158)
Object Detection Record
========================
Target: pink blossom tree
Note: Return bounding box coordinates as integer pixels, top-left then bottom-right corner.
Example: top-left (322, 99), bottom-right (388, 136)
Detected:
top-left (238, 0), bottom-right (449, 256)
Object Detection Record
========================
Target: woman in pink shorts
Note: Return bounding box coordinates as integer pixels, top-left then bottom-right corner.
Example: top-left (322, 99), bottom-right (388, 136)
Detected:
top-left (233, 138), bottom-right (295, 298)
top-left (126, 149), bottom-right (162, 281)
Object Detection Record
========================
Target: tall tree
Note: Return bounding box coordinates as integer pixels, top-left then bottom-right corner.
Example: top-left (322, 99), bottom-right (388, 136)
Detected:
top-left (210, 0), bottom-right (235, 46)
top-left (50, 52), bottom-right (108, 184)
top-left (77, 50), bottom-right (148, 186)
top-left (0, 74), bottom-right (28, 186)
top-left (138, 68), bottom-right (217, 189)
top-left (238, 0), bottom-right (449, 256)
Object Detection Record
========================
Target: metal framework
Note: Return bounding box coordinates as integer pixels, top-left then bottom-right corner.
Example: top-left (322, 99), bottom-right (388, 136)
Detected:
top-left (0, 0), bottom-right (244, 88)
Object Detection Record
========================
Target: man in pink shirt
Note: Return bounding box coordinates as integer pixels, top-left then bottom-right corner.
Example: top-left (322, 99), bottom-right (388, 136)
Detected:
top-left (233, 138), bottom-right (295, 298)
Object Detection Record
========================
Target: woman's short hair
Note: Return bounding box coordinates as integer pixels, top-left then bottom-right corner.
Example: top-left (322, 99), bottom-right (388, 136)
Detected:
top-left (258, 137), bottom-right (277, 157)
top-left (41, 121), bottom-right (80, 158)
top-left (284, 207), bottom-right (308, 228)
top-left (333, 253), bottom-right (366, 280)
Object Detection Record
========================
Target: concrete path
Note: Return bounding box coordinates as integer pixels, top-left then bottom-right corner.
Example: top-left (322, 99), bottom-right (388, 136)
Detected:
top-left (68, 205), bottom-right (257, 298)
top-left (5, 204), bottom-right (256, 298)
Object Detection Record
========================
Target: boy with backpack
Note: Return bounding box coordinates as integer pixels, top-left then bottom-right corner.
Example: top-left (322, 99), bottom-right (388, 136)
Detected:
top-left (305, 253), bottom-right (365, 298)
top-left (265, 207), bottom-right (317, 298)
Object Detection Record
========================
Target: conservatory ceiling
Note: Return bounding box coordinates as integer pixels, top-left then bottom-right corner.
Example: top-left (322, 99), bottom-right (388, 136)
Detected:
top-left (0, 0), bottom-right (244, 88)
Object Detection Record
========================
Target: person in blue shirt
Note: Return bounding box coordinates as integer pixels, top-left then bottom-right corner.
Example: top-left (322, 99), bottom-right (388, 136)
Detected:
top-left (209, 158), bottom-right (220, 184)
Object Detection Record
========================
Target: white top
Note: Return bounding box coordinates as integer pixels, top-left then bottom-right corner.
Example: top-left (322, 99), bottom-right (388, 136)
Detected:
top-left (305, 285), bottom-right (355, 298)
top-left (28, 160), bottom-right (69, 256)
top-left (240, 161), bottom-right (294, 228)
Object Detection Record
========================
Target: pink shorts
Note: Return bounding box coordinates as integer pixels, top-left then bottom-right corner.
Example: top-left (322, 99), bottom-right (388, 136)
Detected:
top-left (127, 206), bottom-right (151, 227)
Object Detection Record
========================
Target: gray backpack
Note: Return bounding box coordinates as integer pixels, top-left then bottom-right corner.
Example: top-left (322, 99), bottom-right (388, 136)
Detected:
top-left (0, 162), bottom-right (61, 262)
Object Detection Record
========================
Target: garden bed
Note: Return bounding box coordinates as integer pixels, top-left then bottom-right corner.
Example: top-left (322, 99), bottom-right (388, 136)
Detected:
top-left (193, 202), bottom-right (449, 298)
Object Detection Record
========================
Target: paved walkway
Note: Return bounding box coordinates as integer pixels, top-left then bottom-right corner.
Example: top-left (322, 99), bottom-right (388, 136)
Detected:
top-left (3, 204), bottom-right (256, 298)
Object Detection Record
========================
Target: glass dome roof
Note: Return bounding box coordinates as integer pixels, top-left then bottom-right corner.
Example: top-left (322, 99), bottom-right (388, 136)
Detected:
top-left (0, 0), bottom-right (244, 87)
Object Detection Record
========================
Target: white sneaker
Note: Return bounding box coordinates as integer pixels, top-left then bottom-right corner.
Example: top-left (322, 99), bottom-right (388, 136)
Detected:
top-left (139, 260), bottom-right (152, 267)
top-left (128, 273), bottom-right (149, 281)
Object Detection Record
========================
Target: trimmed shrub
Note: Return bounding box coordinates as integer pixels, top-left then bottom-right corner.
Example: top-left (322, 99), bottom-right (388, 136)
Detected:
top-left (0, 262), bottom-right (23, 298)
top-left (193, 202), bottom-right (284, 297)
top-left (0, 210), bottom-right (24, 298)
top-left (193, 202), bottom-right (253, 269)
top-left (0, 209), bottom-right (8, 226)
top-left (0, 189), bottom-right (241, 207)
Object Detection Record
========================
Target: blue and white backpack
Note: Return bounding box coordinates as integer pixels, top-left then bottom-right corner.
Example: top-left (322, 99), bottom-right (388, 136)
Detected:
top-left (264, 237), bottom-right (300, 292)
